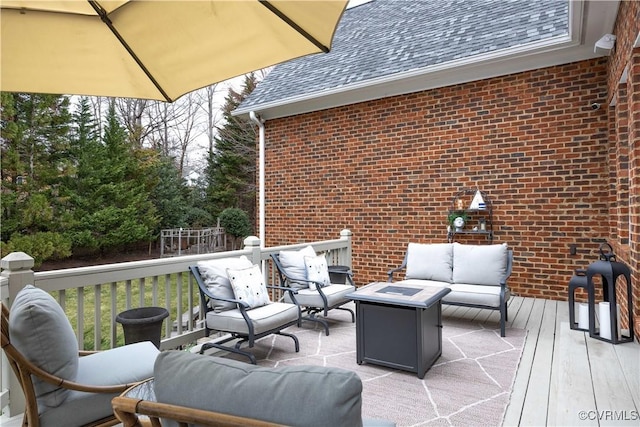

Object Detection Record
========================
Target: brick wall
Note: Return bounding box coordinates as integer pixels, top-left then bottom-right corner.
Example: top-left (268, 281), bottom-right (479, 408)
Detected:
top-left (606, 0), bottom-right (639, 339)
top-left (263, 58), bottom-right (611, 301)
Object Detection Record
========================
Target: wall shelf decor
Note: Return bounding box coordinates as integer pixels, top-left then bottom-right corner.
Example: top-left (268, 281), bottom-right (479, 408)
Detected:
top-left (447, 188), bottom-right (493, 243)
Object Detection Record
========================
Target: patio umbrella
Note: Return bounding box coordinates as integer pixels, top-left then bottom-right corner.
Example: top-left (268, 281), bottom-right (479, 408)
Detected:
top-left (0, 0), bottom-right (347, 102)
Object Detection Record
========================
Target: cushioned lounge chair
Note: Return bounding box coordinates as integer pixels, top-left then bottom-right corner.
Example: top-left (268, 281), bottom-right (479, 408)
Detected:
top-left (271, 247), bottom-right (355, 335)
top-left (1, 285), bottom-right (158, 427)
top-left (190, 260), bottom-right (301, 364)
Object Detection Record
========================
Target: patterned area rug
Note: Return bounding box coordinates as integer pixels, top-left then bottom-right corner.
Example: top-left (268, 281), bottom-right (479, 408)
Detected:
top-left (217, 304), bottom-right (527, 426)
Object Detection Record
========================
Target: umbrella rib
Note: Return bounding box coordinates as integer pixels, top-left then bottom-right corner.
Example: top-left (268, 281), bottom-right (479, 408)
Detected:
top-left (259, 0), bottom-right (331, 53)
top-left (87, 0), bottom-right (172, 102)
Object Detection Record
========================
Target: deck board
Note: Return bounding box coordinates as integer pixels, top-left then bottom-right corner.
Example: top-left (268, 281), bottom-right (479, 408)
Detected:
top-left (588, 337), bottom-right (639, 425)
top-left (546, 313), bottom-right (597, 425)
top-left (502, 297), bottom-right (544, 426)
top-left (513, 299), bottom-right (557, 426)
top-left (614, 342), bottom-right (640, 408)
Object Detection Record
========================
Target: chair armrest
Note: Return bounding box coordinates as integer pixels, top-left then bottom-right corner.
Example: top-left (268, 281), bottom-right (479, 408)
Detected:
top-left (387, 263), bottom-right (406, 282)
top-left (200, 286), bottom-right (249, 308)
top-left (266, 284), bottom-right (299, 295)
top-left (277, 273), bottom-right (325, 290)
top-left (112, 396), bottom-right (280, 427)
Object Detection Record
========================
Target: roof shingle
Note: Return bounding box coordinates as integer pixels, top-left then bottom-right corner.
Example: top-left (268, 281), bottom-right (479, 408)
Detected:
top-left (238, 0), bottom-right (568, 111)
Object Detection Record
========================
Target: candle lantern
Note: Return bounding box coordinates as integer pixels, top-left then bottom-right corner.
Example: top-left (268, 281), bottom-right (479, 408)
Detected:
top-left (568, 268), bottom-right (590, 331)
top-left (586, 243), bottom-right (634, 344)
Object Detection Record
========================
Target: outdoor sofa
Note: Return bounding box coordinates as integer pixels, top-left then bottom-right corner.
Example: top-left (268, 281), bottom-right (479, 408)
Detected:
top-left (388, 242), bottom-right (513, 336)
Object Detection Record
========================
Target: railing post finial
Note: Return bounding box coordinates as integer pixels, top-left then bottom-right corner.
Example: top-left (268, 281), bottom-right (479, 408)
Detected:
top-left (1, 251), bottom-right (35, 305)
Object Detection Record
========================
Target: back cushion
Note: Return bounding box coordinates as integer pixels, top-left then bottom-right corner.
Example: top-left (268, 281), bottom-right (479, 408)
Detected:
top-left (304, 254), bottom-right (331, 289)
top-left (405, 243), bottom-right (454, 283)
top-left (227, 264), bottom-right (271, 309)
top-left (197, 256), bottom-right (253, 312)
top-left (9, 285), bottom-right (79, 410)
top-left (278, 245), bottom-right (316, 289)
top-left (154, 351), bottom-right (364, 427)
top-left (452, 243), bottom-right (508, 286)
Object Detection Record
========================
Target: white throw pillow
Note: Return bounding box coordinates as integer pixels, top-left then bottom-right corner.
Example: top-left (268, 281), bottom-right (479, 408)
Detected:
top-left (405, 243), bottom-right (454, 283)
top-left (304, 254), bottom-right (331, 290)
top-left (197, 256), bottom-right (253, 312)
top-left (452, 243), bottom-right (508, 286)
top-left (278, 245), bottom-right (316, 289)
top-left (227, 264), bottom-right (270, 309)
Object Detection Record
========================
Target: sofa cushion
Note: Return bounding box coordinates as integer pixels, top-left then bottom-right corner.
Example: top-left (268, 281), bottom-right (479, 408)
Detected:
top-left (154, 351), bottom-right (364, 427)
top-left (278, 245), bottom-right (316, 289)
top-left (227, 264), bottom-right (270, 309)
top-left (443, 284), bottom-right (510, 308)
top-left (9, 285), bottom-right (79, 411)
top-left (452, 243), bottom-right (508, 286)
top-left (304, 254), bottom-right (331, 289)
top-left (405, 243), bottom-right (453, 283)
top-left (197, 256), bottom-right (253, 312)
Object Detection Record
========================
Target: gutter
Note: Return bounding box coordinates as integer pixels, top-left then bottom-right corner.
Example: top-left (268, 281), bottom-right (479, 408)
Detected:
top-left (249, 111), bottom-right (265, 248)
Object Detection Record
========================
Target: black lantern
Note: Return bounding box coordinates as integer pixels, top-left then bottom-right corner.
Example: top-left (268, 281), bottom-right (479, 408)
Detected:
top-left (586, 243), bottom-right (634, 344)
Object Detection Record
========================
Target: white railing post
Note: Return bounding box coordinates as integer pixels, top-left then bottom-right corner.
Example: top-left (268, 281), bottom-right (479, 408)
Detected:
top-left (340, 229), bottom-right (353, 266)
top-left (0, 251), bottom-right (34, 418)
top-left (243, 236), bottom-right (262, 265)
top-left (1, 251), bottom-right (35, 304)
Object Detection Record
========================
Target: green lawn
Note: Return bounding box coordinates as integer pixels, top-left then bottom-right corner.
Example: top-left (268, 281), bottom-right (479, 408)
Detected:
top-left (57, 273), bottom-right (198, 350)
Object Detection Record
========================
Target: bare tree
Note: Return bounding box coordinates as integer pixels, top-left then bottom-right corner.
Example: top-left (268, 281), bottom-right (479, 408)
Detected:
top-left (198, 84), bottom-right (223, 154)
top-left (172, 92), bottom-right (202, 176)
top-left (116, 98), bottom-right (152, 148)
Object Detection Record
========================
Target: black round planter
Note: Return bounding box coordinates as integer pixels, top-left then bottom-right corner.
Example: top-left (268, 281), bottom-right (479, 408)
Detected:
top-left (116, 306), bottom-right (169, 349)
top-left (328, 265), bottom-right (351, 284)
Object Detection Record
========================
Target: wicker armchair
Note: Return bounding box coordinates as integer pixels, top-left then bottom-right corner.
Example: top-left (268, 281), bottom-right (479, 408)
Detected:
top-left (1, 285), bottom-right (158, 427)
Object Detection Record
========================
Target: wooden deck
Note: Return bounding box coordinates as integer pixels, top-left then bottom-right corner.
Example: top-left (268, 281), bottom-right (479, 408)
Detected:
top-left (443, 296), bottom-right (639, 426)
top-left (3, 296), bottom-right (638, 427)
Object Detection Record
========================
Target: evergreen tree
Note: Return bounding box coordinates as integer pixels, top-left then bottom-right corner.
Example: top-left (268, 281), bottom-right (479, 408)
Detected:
top-left (0, 93), bottom-right (73, 264)
top-left (204, 74), bottom-right (258, 226)
top-left (149, 155), bottom-right (190, 231)
top-left (65, 101), bottom-right (159, 254)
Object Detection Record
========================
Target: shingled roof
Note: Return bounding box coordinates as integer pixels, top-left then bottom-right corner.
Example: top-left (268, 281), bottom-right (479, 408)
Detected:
top-left (235, 0), bottom-right (615, 119)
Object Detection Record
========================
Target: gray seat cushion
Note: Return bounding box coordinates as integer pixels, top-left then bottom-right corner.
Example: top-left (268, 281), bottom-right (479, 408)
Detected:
top-left (41, 341), bottom-right (159, 427)
top-left (443, 284), bottom-right (510, 308)
top-left (154, 351), bottom-right (365, 427)
top-left (205, 301), bottom-right (299, 335)
top-left (284, 283), bottom-right (355, 307)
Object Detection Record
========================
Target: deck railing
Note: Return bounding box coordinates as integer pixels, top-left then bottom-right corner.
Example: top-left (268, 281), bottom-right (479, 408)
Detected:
top-left (0, 230), bottom-right (353, 419)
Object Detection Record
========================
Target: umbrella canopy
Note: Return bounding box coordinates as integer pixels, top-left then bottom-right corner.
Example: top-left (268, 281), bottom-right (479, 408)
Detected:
top-left (0, 0), bottom-right (347, 102)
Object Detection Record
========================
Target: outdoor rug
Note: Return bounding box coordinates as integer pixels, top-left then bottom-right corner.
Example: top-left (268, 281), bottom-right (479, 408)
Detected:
top-left (215, 304), bottom-right (527, 426)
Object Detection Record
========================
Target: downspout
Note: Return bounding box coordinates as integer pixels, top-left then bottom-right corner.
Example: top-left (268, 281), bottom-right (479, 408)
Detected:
top-left (249, 111), bottom-right (265, 248)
